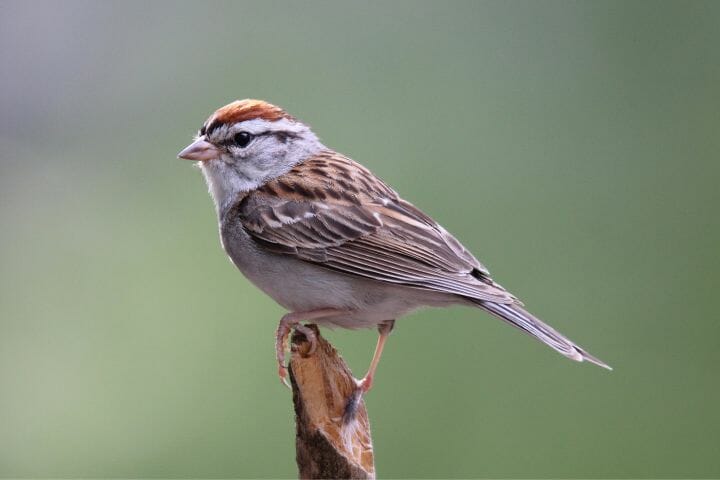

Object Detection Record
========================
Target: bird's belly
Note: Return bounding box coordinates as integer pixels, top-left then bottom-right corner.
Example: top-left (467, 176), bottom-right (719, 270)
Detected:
top-left (238, 255), bottom-right (428, 328)
top-left (221, 226), bottom-right (453, 328)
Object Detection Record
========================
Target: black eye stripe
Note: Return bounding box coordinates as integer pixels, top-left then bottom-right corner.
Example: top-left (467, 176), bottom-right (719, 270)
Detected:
top-left (217, 130), bottom-right (299, 147)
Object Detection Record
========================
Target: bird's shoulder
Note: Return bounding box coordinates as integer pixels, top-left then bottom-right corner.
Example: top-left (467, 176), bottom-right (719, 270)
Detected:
top-left (257, 150), bottom-right (397, 205)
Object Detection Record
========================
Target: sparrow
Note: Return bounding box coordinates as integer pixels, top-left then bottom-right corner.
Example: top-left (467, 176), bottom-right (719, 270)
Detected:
top-left (178, 99), bottom-right (611, 396)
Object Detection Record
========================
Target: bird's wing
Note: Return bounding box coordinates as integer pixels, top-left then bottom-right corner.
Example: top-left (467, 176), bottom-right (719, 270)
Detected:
top-left (235, 150), bottom-right (515, 303)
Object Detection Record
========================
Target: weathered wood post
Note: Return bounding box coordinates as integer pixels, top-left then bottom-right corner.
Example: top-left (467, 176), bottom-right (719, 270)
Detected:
top-left (289, 325), bottom-right (375, 479)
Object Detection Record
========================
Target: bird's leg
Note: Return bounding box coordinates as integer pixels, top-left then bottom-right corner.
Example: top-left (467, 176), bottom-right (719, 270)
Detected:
top-left (357, 319), bottom-right (395, 393)
top-left (275, 308), bottom-right (346, 388)
top-left (344, 320), bottom-right (395, 423)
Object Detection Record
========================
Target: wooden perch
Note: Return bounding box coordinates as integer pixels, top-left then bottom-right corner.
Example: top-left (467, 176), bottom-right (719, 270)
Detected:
top-left (289, 325), bottom-right (375, 480)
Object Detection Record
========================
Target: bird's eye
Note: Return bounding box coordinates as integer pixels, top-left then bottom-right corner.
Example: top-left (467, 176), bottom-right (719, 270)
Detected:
top-left (233, 132), bottom-right (253, 148)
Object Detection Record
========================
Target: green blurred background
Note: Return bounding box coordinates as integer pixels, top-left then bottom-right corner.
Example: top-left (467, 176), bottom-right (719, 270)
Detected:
top-left (1, 0), bottom-right (719, 477)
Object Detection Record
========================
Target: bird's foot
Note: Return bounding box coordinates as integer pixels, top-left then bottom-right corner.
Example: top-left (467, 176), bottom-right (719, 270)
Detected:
top-left (275, 309), bottom-right (345, 389)
top-left (292, 323), bottom-right (318, 357)
top-left (275, 318), bottom-right (292, 389)
top-left (356, 374), bottom-right (374, 393)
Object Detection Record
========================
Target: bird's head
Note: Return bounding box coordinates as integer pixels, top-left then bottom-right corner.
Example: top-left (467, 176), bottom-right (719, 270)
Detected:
top-left (178, 99), bottom-right (324, 211)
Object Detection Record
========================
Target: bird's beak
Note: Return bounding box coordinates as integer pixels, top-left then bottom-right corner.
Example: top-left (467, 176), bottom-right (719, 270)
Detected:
top-left (177, 137), bottom-right (220, 162)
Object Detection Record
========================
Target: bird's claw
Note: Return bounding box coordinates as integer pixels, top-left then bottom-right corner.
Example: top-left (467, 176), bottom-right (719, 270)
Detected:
top-left (278, 363), bottom-right (291, 389)
top-left (355, 374), bottom-right (373, 393)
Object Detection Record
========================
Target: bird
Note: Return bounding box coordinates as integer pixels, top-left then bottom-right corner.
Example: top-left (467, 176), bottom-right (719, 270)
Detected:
top-left (178, 99), bottom-right (611, 397)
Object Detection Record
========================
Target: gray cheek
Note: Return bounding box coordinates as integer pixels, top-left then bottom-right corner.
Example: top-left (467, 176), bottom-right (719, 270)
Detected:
top-left (244, 145), bottom-right (287, 174)
top-left (257, 137), bottom-right (289, 162)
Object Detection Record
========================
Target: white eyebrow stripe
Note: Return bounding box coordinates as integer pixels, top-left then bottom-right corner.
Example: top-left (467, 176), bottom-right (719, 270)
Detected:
top-left (234, 118), bottom-right (308, 134)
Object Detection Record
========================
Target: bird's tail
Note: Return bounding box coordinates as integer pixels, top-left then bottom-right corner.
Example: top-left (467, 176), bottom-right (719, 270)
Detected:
top-left (475, 301), bottom-right (612, 370)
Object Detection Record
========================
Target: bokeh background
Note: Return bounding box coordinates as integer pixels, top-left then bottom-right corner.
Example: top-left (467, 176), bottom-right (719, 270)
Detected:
top-left (1, 0), bottom-right (719, 477)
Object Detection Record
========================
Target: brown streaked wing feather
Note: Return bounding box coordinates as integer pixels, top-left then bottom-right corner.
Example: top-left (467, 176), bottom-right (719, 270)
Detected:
top-left (237, 150), bottom-right (513, 303)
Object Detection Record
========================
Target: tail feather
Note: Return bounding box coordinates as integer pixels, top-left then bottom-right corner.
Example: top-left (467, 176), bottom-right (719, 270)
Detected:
top-left (477, 301), bottom-right (612, 370)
